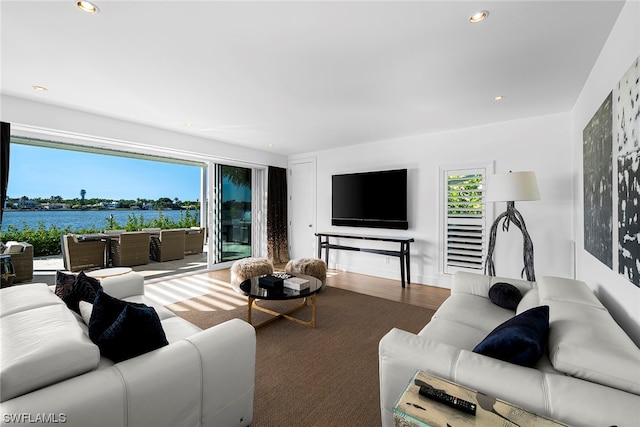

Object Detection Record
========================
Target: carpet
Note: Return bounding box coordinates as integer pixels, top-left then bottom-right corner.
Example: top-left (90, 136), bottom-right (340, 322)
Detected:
top-left (167, 285), bottom-right (435, 427)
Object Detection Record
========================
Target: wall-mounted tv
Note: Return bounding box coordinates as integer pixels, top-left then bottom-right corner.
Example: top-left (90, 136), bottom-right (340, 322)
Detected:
top-left (331, 168), bottom-right (408, 230)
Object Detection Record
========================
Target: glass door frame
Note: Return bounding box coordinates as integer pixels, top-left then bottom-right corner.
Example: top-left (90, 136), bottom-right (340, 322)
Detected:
top-left (206, 160), bottom-right (266, 270)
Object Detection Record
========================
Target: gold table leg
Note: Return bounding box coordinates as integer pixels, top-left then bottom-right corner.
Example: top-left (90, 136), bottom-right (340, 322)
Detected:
top-left (246, 294), bottom-right (316, 328)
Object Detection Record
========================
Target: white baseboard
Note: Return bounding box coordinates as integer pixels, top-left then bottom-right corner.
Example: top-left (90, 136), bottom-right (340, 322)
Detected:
top-left (331, 262), bottom-right (450, 289)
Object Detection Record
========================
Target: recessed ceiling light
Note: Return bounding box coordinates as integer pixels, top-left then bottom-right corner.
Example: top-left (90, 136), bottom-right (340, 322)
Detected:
top-left (184, 123), bottom-right (193, 128)
top-left (267, 144), bottom-right (274, 148)
top-left (32, 85), bottom-right (48, 92)
top-left (469, 10), bottom-right (489, 23)
top-left (77, 1), bottom-right (100, 14)
top-left (494, 95), bottom-right (505, 101)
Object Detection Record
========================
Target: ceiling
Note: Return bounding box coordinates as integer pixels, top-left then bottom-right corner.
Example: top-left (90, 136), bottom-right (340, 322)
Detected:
top-left (0, 1), bottom-right (625, 155)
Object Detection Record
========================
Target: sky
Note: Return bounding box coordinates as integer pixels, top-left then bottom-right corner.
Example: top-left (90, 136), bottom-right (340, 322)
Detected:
top-left (7, 144), bottom-right (202, 201)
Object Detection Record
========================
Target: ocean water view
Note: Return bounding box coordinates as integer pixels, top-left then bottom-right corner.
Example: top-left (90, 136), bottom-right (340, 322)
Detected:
top-left (1, 209), bottom-right (192, 232)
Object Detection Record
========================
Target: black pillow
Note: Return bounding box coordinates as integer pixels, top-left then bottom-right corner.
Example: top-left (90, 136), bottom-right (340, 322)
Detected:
top-left (88, 290), bottom-right (168, 363)
top-left (489, 282), bottom-right (523, 310)
top-left (61, 271), bottom-right (103, 314)
top-left (472, 305), bottom-right (549, 367)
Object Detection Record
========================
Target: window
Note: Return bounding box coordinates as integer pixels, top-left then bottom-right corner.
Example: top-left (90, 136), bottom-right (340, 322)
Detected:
top-left (440, 163), bottom-right (493, 275)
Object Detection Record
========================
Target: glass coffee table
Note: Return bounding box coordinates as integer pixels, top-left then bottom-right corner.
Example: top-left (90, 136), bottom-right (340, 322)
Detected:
top-left (233, 274), bottom-right (322, 328)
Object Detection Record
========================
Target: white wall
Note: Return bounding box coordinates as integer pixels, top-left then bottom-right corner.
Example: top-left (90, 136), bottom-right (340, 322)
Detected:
top-left (572, 1), bottom-right (640, 345)
top-left (1, 95), bottom-right (288, 168)
top-left (290, 111), bottom-right (574, 288)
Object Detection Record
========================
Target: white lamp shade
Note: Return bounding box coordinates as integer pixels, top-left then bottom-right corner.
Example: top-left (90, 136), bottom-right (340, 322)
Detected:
top-left (486, 171), bottom-right (541, 202)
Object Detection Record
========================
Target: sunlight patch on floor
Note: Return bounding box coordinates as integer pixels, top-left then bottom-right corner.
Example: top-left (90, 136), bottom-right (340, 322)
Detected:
top-left (144, 272), bottom-right (247, 309)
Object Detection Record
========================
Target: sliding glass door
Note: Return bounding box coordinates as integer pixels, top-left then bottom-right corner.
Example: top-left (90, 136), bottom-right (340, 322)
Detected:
top-left (216, 164), bottom-right (252, 262)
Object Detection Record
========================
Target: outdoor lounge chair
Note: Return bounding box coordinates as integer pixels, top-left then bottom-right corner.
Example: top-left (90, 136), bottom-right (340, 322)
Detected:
top-left (184, 227), bottom-right (205, 255)
top-left (150, 229), bottom-right (186, 262)
top-left (2, 242), bottom-right (34, 282)
top-left (61, 234), bottom-right (106, 272)
top-left (109, 231), bottom-right (150, 267)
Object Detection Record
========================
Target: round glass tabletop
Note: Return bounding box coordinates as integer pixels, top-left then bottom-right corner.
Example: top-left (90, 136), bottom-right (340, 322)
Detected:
top-left (234, 274), bottom-right (322, 301)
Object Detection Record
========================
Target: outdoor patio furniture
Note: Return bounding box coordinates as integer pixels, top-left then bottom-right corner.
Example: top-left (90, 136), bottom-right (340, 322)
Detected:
top-left (184, 227), bottom-right (205, 255)
top-left (150, 229), bottom-right (186, 262)
top-left (109, 231), bottom-right (150, 267)
top-left (102, 229), bottom-right (126, 235)
top-left (3, 242), bottom-right (34, 282)
top-left (61, 234), bottom-right (106, 272)
top-left (142, 227), bottom-right (161, 233)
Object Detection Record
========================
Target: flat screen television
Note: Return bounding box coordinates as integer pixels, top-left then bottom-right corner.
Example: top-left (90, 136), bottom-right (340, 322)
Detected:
top-left (331, 169), bottom-right (408, 230)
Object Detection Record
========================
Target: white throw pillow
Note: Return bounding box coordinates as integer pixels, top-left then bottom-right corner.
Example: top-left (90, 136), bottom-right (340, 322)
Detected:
top-left (79, 300), bottom-right (94, 325)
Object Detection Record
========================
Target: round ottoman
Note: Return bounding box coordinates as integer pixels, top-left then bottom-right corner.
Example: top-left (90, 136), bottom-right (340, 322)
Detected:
top-left (231, 257), bottom-right (274, 285)
top-left (285, 258), bottom-right (327, 286)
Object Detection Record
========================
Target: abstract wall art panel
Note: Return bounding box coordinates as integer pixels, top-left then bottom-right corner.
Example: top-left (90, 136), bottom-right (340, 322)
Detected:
top-left (617, 56), bottom-right (640, 287)
top-left (583, 93), bottom-right (614, 269)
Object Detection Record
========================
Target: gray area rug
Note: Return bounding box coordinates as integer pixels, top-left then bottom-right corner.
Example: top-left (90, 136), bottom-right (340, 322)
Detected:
top-left (167, 285), bottom-right (434, 427)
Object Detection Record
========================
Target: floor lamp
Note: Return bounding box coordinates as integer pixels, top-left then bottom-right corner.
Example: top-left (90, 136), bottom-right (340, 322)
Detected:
top-left (484, 171), bottom-right (541, 282)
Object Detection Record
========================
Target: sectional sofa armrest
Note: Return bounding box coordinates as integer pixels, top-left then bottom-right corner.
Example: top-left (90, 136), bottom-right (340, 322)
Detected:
top-left (100, 272), bottom-right (145, 299)
top-left (451, 271), bottom-right (535, 298)
top-left (115, 318), bottom-right (256, 427)
top-left (379, 328), bottom-right (549, 427)
top-left (0, 319), bottom-right (256, 427)
top-left (379, 328), bottom-right (461, 427)
top-left (0, 365), bottom-right (135, 426)
top-left (184, 318), bottom-right (256, 426)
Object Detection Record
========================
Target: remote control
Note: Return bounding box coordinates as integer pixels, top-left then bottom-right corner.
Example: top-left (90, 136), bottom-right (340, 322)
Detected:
top-left (416, 383), bottom-right (477, 415)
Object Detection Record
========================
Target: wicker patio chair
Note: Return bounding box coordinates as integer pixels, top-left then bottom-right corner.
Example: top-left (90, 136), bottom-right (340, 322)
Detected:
top-left (150, 229), bottom-right (186, 262)
top-left (61, 234), bottom-right (106, 272)
top-left (109, 231), bottom-right (151, 267)
top-left (184, 227), bottom-right (205, 255)
top-left (3, 242), bottom-right (34, 282)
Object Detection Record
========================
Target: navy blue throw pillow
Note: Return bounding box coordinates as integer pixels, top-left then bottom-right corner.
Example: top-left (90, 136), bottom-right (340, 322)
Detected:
top-left (88, 290), bottom-right (168, 363)
top-left (472, 305), bottom-right (549, 367)
top-left (61, 271), bottom-right (102, 314)
top-left (488, 282), bottom-right (523, 311)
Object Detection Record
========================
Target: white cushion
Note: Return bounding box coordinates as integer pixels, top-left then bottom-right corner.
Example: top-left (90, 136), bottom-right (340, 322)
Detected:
top-left (516, 288), bottom-right (540, 315)
top-left (4, 242), bottom-right (26, 254)
top-left (123, 295), bottom-right (176, 321)
top-left (451, 271), bottom-right (534, 298)
top-left (432, 293), bottom-right (514, 335)
top-left (79, 301), bottom-right (93, 325)
top-left (418, 318), bottom-right (487, 350)
top-left (0, 283), bottom-right (64, 318)
top-left (1, 304), bottom-right (100, 401)
top-left (539, 278), bottom-right (640, 395)
top-left (538, 276), bottom-right (605, 309)
top-left (160, 316), bottom-right (202, 343)
top-left (100, 272), bottom-right (145, 300)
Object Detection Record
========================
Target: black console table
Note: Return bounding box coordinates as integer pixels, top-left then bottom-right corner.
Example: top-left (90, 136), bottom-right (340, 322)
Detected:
top-left (315, 232), bottom-right (414, 288)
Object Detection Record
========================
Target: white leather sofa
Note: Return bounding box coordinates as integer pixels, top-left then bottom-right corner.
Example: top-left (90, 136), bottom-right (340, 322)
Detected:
top-left (379, 271), bottom-right (640, 427)
top-left (0, 272), bottom-right (256, 427)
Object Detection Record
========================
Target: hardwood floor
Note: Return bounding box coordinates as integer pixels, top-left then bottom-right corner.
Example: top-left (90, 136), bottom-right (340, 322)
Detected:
top-left (322, 268), bottom-right (450, 311)
top-left (202, 264), bottom-right (450, 311)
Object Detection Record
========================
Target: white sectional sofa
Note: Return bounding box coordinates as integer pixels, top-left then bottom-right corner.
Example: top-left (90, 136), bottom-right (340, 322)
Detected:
top-left (0, 272), bottom-right (256, 427)
top-left (379, 271), bottom-right (640, 427)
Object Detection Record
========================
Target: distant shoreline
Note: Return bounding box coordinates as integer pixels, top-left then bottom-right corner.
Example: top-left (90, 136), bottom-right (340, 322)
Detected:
top-left (1, 209), bottom-right (199, 232)
top-left (3, 207), bottom-right (188, 212)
